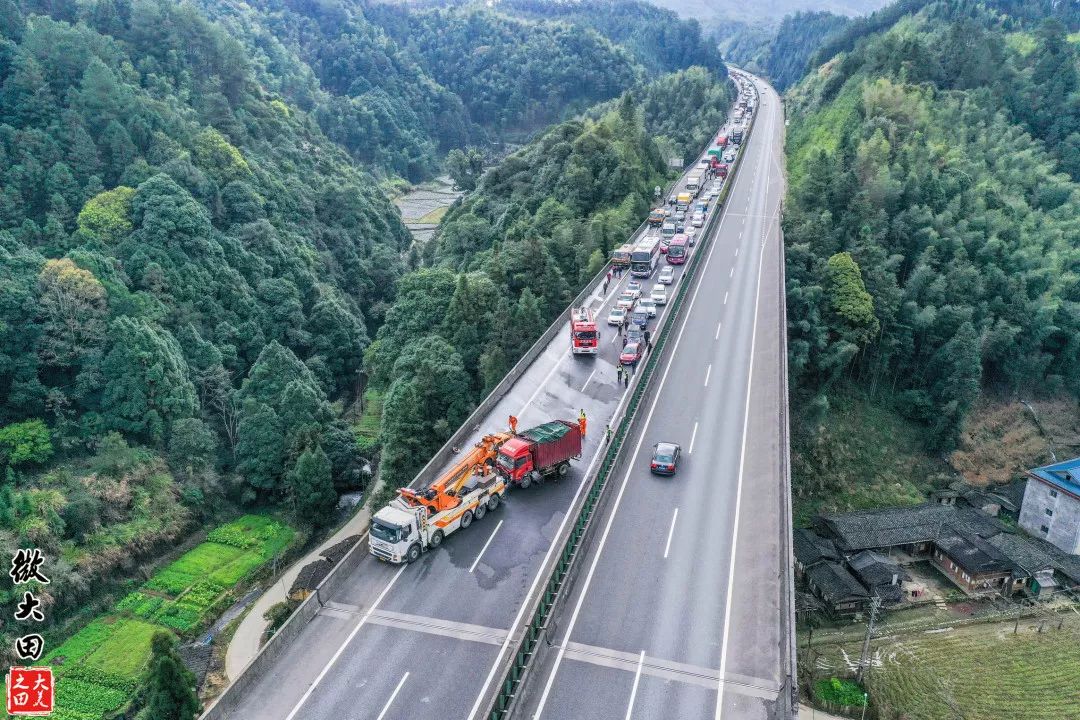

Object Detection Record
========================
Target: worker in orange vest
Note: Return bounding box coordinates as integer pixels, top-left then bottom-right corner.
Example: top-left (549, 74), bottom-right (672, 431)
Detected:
top-left (578, 409), bottom-right (587, 438)
top-left (509, 415), bottom-right (518, 435)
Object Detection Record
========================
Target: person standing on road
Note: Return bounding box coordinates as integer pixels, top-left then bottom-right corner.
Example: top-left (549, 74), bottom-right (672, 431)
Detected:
top-left (605, 424), bottom-right (612, 445)
top-left (603, 278), bottom-right (608, 294)
top-left (578, 409), bottom-right (587, 438)
top-left (509, 415), bottom-right (518, 435)
top-left (624, 370), bottom-right (630, 388)
top-left (644, 329), bottom-right (652, 352)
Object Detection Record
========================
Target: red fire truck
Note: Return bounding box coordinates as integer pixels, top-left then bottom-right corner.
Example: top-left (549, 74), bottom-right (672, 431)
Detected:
top-left (570, 307), bottom-right (599, 355)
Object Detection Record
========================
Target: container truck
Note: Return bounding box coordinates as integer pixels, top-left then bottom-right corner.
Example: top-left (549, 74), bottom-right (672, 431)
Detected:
top-left (495, 420), bottom-right (583, 489)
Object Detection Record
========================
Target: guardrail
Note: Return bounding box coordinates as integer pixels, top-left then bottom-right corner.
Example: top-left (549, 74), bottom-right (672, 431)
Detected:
top-left (200, 94), bottom-right (713, 720)
top-left (478, 74), bottom-right (759, 719)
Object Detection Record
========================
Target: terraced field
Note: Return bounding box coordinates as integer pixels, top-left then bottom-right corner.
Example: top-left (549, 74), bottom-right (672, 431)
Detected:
top-left (808, 619), bottom-right (1080, 719)
top-left (5, 516), bottom-right (295, 720)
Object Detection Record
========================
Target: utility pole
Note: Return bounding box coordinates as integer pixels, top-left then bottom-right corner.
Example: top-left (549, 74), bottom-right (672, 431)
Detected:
top-left (856, 595), bottom-right (882, 685)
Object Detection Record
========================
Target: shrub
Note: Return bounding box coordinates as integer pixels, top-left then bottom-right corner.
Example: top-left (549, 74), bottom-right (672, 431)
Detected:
top-left (814, 677), bottom-right (867, 707)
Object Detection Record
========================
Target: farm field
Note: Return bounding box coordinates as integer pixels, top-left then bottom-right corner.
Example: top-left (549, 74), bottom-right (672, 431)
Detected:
top-left (5, 515), bottom-right (294, 720)
top-left (806, 618), bottom-right (1080, 719)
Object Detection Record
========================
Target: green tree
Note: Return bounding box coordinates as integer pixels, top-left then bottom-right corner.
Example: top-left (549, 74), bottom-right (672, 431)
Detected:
top-left (236, 400), bottom-right (284, 494)
top-left (446, 147), bottom-right (485, 191)
top-left (288, 444), bottom-right (336, 524)
top-left (135, 632), bottom-right (199, 720)
top-left (0, 419), bottom-right (53, 467)
top-left (76, 186), bottom-right (135, 243)
top-left (168, 417), bottom-right (218, 479)
top-left (824, 252), bottom-right (879, 346)
top-left (100, 318), bottom-right (198, 444)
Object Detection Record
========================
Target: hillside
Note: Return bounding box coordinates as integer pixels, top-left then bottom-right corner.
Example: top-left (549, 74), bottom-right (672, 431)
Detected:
top-left (650, 0), bottom-right (887, 24)
top-left (782, 0), bottom-right (1080, 514)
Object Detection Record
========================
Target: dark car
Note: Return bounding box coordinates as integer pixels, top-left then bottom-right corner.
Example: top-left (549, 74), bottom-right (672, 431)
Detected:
top-left (625, 326), bottom-right (645, 346)
top-left (650, 442), bottom-right (681, 475)
top-left (619, 342), bottom-right (643, 366)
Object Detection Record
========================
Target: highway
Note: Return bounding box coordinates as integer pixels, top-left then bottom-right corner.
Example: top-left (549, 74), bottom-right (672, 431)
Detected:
top-left (514, 72), bottom-right (790, 720)
top-left (211, 77), bottom-right (763, 720)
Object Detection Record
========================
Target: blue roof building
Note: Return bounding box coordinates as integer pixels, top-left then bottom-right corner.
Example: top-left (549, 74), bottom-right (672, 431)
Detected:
top-left (1020, 457), bottom-right (1080, 556)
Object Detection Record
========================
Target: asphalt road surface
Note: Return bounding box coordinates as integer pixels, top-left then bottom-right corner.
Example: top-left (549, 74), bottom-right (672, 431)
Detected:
top-left (513, 72), bottom-right (790, 720)
top-left (217, 84), bottom-right (757, 720)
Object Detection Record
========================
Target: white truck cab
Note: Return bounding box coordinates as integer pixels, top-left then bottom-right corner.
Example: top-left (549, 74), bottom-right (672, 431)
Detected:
top-left (369, 474), bottom-right (505, 564)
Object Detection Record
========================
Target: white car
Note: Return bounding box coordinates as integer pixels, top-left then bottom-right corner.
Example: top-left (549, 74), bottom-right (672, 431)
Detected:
top-left (651, 284), bottom-right (668, 305)
top-left (723, 150), bottom-right (736, 163)
top-left (638, 298), bottom-right (658, 317)
top-left (708, 188), bottom-right (721, 200)
top-left (691, 212), bottom-right (705, 228)
top-left (607, 307), bottom-right (627, 326)
top-left (626, 280), bottom-right (642, 298)
top-left (685, 229), bottom-right (698, 246)
top-left (658, 266), bottom-right (675, 285)
top-left (616, 292), bottom-right (636, 310)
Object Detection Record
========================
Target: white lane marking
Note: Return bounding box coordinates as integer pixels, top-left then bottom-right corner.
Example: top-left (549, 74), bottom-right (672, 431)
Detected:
top-left (738, 230), bottom-right (743, 240)
top-left (715, 321), bottom-right (722, 340)
top-left (704, 364), bottom-right (712, 387)
top-left (469, 519), bottom-right (504, 573)
top-left (581, 369), bottom-right (597, 392)
top-left (518, 347), bottom-right (567, 416)
top-left (724, 291), bottom-right (729, 305)
top-left (283, 566), bottom-right (406, 720)
top-left (716, 73), bottom-right (777, 720)
top-left (735, 247), bottom-right (739, 257)
top-left (663, 508), bottom-right (679, 559)
top-left (530, 162), bottom-right (733, 717)
top-left (689, 422), bottom-right (699, 455)
top-left (624, 651), bottom-right (646, 720)
top-left (730, 267), bottom-right (735, 278)
top-left (374, 672), bottom-right (409, 720)
top-left (466, 325), bottom-right (642, 720)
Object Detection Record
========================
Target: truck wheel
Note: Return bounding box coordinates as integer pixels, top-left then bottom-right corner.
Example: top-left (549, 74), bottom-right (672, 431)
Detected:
top-left (487, 494), bottom-right (501, 512)
top-left (519, 474), bottom-right (531, 490)
top-left (474, 502), bottom-right (487, 521)
top-left (531, 471), bottom-right (543, 486)
top-left (558, 462), bottom-right (570, 478)
top-left (430, 530), bottom-right (444, 548)
top-left (406, 544), bottom-right (421, 563)
top-left (461, 510), bottom-right (474, 529)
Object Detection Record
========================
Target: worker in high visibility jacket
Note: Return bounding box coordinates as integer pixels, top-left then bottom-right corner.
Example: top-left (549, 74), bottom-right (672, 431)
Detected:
top-left (509, 415), bottom-right (518, 435)
top-left (578, 409), bottom-right (587, 438)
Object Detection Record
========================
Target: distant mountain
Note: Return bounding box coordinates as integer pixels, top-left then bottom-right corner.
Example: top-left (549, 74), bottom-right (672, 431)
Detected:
top-left (647, 0), bottom-right (889, 24)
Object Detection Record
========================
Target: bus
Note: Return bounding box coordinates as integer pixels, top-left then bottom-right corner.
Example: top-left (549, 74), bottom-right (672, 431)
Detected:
top-left (631, 237), bottom-right (661, 278)
top-left (667, 234), bottom-right (689, 265)
top-left (611, 243), bottom-right (634, 269)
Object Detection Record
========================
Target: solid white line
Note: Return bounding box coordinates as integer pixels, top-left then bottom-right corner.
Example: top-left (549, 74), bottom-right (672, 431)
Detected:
top-left (663, 508), bottom-right (679, 559)
top-left (581, 369), bottom-right (597, 392)
top-left (374, 672), bottom-right (409, 720)
top-left (689, 422), bottom-right (699, 455)
top-left (518, 347), bottom-right (568, 416)
top-left (469, 519), bottom-right (504, 573)
top-left (624, 651), bottom-right (646, 720)
top-left (724, 292), bottom-right (729, 305)
top-left (283, 565), bottom-right (406, 720)
top-left (716, 73), bottom-right (776, 720)
top-left (531, 161), bottom-right (733, 718)
top-left (715, 321), bottom-right (722, 340)
top-left (704, 364), bottom-right (712, 387)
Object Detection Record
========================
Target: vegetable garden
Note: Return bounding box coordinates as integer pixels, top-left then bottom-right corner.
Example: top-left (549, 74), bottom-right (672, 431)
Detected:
top-left (5, 515), bottom-right (294, 720)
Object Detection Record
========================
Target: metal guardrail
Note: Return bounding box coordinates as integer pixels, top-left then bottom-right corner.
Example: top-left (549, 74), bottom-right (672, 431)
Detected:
top-left (480, 75), bottom-right (761, 719)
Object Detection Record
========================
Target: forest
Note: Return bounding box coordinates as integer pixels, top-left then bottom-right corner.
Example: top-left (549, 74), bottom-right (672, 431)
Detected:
top-left (782, 0), bottom-right (1080, 507)
top-left (0, 0), bottom-right (733, 679)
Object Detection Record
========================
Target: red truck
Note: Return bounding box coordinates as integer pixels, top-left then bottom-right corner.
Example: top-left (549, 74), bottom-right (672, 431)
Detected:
top-left (496, 420), bottom-right (582, 489)
top-left (716, 133), bottom-right (729, 147)
top-left (570, 308), bottom-right (598, 355)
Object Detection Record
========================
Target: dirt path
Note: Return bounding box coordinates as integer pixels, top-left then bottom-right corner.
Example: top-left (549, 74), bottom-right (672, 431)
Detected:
top-left (223, 495), bottom-right (378, 680)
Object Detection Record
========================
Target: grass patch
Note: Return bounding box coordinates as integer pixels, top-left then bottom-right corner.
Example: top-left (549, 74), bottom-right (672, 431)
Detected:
top-left (354, 389), bottom-right (384, 441)
top-left (18, 515), bottom-right (295, 718)
top-left (791, 387), bottom-right (951, 525)
top-left (415, 205), bottom-right (449, 224)
top-left (806, 621), bottom-right (1080, 719)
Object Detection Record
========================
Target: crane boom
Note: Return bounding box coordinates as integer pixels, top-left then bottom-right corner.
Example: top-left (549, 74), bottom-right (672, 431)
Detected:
top-left (398, 431), bottom-right (512, 515)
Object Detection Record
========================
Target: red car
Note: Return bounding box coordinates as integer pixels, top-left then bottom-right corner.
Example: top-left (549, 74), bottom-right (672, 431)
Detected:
top-left (619, 342), bottom-right (643, 366)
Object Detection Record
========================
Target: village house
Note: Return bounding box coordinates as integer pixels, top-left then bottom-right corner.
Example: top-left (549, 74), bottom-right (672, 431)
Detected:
top-left (1019, 457), bottom-right (1080, 555)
